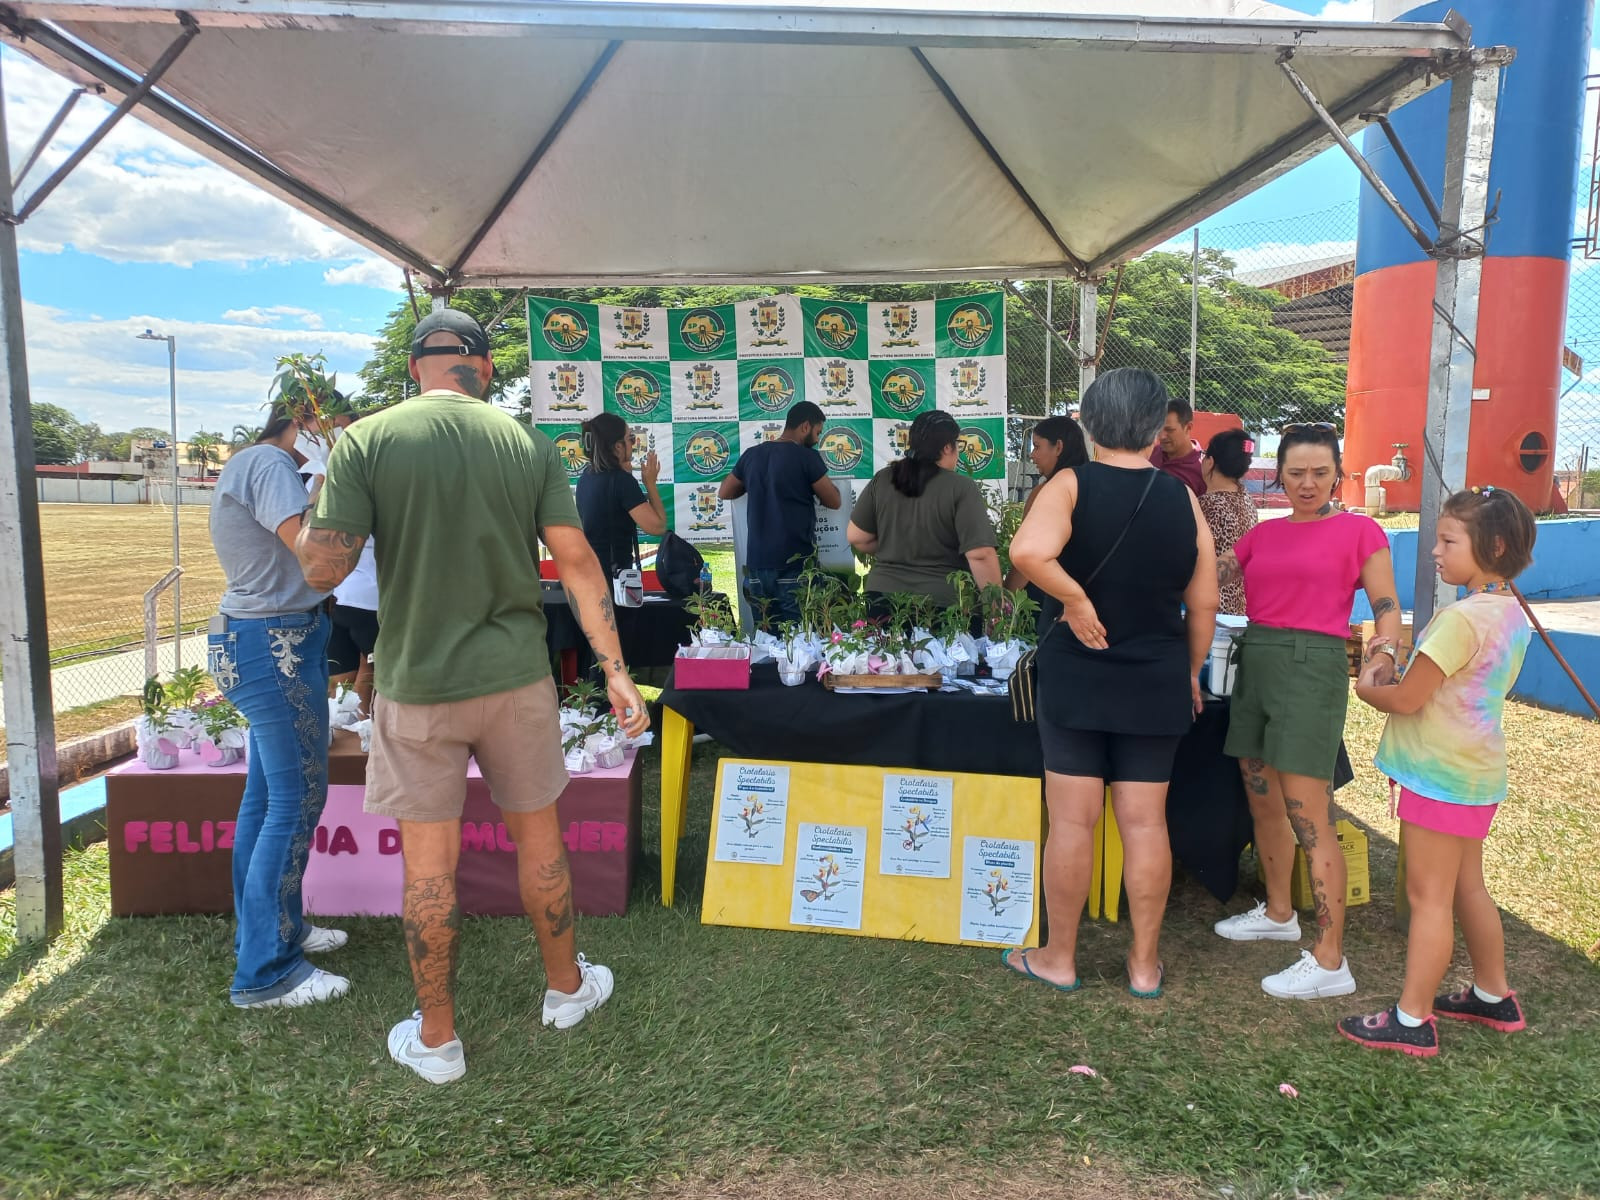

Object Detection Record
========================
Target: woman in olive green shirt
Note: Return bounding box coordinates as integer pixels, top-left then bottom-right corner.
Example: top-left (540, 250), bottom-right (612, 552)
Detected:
top-left (847, 410), bottom-right (1001, 608)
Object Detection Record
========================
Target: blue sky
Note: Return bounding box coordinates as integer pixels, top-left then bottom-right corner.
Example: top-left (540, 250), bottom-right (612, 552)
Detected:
top-left (8, 0), bottom-right (1598, 445)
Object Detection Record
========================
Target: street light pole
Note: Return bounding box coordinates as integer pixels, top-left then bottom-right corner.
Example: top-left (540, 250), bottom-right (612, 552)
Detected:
top-left (137, 330), bottom-right (181, 669)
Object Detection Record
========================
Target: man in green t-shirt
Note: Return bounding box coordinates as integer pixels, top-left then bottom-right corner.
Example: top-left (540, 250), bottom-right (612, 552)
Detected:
top-left (296, 308), bottom-right (648, 1086)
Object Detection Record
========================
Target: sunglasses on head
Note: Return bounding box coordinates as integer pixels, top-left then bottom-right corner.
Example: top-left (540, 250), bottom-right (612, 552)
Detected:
top-left (1280, 421), bottom-right (1337, 434)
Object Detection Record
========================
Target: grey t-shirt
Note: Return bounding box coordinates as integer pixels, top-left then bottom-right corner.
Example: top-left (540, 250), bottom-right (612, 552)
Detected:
top-left (211, 444), bottom-right (327, 617)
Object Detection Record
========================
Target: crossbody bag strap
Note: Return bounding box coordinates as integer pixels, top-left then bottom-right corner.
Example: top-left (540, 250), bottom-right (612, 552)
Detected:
top-left (1035, 468), bottom-right (1159, 651)
top-left (1081, 467), bottom-right (1159, 588)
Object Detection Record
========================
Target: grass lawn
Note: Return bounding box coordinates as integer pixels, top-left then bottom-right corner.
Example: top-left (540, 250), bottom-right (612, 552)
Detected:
top-left (37, 504), bottom-right (226, 660)
top-left (2, 664), bottom-right (1596, 1194)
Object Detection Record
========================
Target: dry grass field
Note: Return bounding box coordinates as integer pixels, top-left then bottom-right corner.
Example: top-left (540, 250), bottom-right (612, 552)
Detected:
top-left (38, 503), bottom-right (225, 659)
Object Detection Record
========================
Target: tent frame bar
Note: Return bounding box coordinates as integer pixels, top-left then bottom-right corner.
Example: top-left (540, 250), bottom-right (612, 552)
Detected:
top-left (11, 82), bottom-right (90, 191)
top-left (1278, 50), bottom-right (1434, 254)
top-left (2, 2), bottom-right (1477, 55)
top-left (1413, 60), bottom-right (1500, 634)
top-left (0, 53), bottom-right (63, 943)
top-left (1370, 111), bottom-right (1444, 227)
top-left (910, 48), bottom-right (1086, 277)
top-left (448, 40), bottom-right (620, 280)
top-left (3, 13), bottom-right (448, 280)
top-left (5, 12), bottom-right (195, 224)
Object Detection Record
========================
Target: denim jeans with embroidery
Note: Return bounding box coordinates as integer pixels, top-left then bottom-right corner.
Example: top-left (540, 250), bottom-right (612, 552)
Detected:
top-left (207, 608), bottom-right (330, 1004)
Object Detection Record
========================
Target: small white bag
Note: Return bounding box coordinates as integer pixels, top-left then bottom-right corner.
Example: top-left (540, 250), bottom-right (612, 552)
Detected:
top-left (612, 567), bottom-right (644, 609)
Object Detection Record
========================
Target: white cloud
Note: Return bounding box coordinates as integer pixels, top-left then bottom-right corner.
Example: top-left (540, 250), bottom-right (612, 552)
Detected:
top-left (220, 305), bottom-right (325, 329)
top-left (323, 257), bottom-right (406, 290)
top-left (1315, 1), bottom-right (1375, 20)
top-left (22, 300), bottom-right (377, 435)
top-left (4, 49), bottom-right (386, 275)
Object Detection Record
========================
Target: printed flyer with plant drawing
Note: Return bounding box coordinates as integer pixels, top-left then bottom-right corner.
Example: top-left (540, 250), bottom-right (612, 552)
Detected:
top-left (714, 764), bottom-right (790, 866)
top-left (878, 773), bottom-right (953, 879)
top-left (790, 823), bottom-right (866, 930)
top-left (959, 836), bottom-right (1035, 945)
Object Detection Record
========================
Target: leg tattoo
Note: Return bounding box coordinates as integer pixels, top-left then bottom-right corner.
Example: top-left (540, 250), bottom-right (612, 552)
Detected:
top-left (1244, 758), bottom-right (1270, 797)
top-left (403, 873), bottom-right (461, 1009)
top-left (537, 858), bottom-right (575, 938)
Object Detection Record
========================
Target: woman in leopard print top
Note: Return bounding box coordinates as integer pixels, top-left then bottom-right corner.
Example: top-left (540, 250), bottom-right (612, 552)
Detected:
top-left (1198, 429), bottom-right (1257, 616)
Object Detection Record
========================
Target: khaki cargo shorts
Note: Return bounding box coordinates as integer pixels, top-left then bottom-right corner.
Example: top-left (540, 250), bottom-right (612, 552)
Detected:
top-left (365, 678), bottom-right (567, 822)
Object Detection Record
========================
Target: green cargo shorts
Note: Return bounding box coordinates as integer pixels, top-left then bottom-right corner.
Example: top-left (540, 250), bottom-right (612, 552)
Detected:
top-left (1223, 625), bottom-right (1350, 780)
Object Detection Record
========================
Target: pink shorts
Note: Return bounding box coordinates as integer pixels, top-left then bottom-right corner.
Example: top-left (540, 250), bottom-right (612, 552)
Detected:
top-left (1396, 786), bottom-right (1498, 839)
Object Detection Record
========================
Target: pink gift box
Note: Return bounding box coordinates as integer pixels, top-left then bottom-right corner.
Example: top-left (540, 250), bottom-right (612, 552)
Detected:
top-left (673, 646), bottom-right (751, 690)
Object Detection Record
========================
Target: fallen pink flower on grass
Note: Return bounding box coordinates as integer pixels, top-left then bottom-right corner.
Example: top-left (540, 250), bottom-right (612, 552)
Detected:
top-left (1278, 1083), bottom-right (1299, 1098)
top-left (1068, 1065), bottom-right (1098, 1078)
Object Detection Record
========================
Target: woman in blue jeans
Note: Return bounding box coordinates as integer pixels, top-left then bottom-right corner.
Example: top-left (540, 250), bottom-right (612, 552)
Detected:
top-left (207, 413), bottom-right (347, 1008)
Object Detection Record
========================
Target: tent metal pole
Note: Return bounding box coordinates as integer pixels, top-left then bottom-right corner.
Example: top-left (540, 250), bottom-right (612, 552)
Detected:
top-left (1003, 279), bottom-right (1078, 366)
top-left (11, 85), bottom-right (89, 193)
top-left (8, 16), bottom-right (198, 225)
top-left (1370, 113), bottom-right (1444, 227)
top-left (9, 16), bottom-right (446, 282)
top-left (1414, 62), bottom-right (1500, 634)
top-left (1078, 278), bottom-right (1097, 395)
top-left (1277, 52), bottom-right (1434, 255)
top-left (1044, 279), bottom-right (1052, 416)
top-left (0, 56), bottom-right (63, 942)
top-left (1189, 228), bottom-right (1199, 407)
top-left (447, 40), bottom-right (620, 279)
top-left (909, 48), bottom-right (1087, 276)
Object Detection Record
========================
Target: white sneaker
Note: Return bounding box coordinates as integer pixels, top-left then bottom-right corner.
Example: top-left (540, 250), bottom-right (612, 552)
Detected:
top-left (1261, 950), bottom-right (1357, 999)
top-left (1213, 901), bottom-right (1302, 943)
top-left (542, 954), bottom-right (614, 1029)
top-left (298, 924), bottom-right (348, 953)
top-left (236, 967), bottom-right (350, 1009)
top-left (387, 1012), bottom-right (466, 1085)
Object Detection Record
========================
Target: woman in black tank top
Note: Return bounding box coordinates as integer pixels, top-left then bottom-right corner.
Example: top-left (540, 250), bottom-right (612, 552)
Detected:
top-left (1006, 369), bottom-right (1219, 999)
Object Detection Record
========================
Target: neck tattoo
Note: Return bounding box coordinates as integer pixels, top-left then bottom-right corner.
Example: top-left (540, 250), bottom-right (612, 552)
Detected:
top-left (1315, 501), bottom-right (1333, 516)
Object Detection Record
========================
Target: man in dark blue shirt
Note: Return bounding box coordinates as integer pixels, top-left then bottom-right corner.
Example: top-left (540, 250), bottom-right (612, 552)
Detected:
top-left (719, 400), bottom-right (841, 629)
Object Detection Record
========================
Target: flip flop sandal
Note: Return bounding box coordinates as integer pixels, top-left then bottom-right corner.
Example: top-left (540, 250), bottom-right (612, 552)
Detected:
top-left (1126, 958), bottom-right (1165, 999)
top-left (1002, 947), bottom-right (1083, 993)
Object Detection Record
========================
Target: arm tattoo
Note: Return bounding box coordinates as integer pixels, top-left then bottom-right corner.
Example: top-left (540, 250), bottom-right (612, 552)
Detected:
top-left (297, 527), bottom-right (364, 590)
top-left (1372, 596), bottom-right (1398, 620)
top-left (402, 873), bottom-right (461, 1009)
top-left (1218, 552), bottom-right (1241, 589)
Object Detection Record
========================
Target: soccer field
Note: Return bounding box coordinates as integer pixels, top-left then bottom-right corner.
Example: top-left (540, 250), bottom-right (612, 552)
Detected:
top-left (38, 504), bottom-right (225, 660)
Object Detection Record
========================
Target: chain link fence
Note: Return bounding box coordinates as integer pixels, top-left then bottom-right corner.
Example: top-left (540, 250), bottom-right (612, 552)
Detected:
top-left (9, 497), bottom-right (224, 724)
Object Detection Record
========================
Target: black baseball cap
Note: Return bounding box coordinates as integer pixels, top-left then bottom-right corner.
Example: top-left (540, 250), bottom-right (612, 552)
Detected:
top-left (411, 309), bottom-right (490, 359)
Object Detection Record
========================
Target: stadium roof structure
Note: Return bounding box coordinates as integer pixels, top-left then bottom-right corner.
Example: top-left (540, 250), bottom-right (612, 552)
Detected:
top-left (4, 0), bottom-right (1491, 287)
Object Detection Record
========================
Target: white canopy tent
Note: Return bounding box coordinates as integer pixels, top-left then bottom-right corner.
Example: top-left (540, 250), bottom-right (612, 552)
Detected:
top-left (0, 0), bottom-right (1508, 938)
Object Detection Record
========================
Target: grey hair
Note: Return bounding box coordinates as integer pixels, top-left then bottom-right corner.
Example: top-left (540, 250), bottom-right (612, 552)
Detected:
top-left (1078, 367), bottom-right (1170, 452)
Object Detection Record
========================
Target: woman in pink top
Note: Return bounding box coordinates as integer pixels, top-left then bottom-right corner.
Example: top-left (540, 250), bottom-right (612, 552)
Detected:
top-left (1211, 424), bottom-right (1403, 1001)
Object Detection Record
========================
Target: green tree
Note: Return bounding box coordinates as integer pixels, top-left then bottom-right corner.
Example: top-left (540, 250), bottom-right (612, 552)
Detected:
top-left (30, 402), bottom-right (82, 464)
top-left (187, 431), bottom-right (224, 477)
top-left (230, 423), bottom-right (262, 447)
top-left (1094, 250), bottom-right (1347, 430)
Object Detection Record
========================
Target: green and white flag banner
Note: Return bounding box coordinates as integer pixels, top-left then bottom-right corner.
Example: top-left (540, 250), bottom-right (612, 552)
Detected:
top-left (532, 293), bottom-right (1007, 543)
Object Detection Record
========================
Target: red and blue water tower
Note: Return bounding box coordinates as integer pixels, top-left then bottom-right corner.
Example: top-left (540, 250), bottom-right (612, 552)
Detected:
top-left (1343, 0), bottom-right (1593, 511)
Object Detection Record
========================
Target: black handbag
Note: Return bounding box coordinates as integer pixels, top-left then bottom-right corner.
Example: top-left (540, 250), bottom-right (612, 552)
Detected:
top-left (1009, 469), bottom-right (1160, 722)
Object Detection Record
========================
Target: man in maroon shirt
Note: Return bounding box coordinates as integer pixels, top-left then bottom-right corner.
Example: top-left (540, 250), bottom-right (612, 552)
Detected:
top-left (1150, 396), bottom-right (1206, 496)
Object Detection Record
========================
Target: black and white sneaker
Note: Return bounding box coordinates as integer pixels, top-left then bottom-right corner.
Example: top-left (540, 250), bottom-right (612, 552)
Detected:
top-left (1337, 1006), bottom-right (1439, 1057)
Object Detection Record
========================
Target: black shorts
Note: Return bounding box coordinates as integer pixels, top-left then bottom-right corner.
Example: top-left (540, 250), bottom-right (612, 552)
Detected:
top-left (327, 604), bottom-right (379, 676)
top-left (1040, 727), bottom-right (1182, 784)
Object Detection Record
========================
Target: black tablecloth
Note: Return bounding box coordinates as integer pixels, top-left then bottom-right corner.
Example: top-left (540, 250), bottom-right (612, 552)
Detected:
top-left (660, 664), bottom-right (1354, 902)
top-left (543, 583), bottom-right (698, 674)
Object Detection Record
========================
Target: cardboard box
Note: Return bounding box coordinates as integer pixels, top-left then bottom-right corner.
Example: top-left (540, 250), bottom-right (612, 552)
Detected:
top-left (1288, 818), bottom-right (1370, 911)
top-left (673, 645), bottom-right (752, 689)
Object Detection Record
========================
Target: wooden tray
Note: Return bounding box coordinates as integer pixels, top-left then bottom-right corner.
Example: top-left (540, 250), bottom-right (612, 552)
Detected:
top-left (822, 673), bottom-right (943, 692)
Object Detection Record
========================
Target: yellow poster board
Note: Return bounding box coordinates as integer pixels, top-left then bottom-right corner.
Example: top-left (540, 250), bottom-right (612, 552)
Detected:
top-left (702, 758), bottom-right (1043, 948)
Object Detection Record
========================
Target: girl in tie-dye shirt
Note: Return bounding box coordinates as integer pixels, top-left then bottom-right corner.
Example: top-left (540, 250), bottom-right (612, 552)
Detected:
top-left (1340, 488), bottom-right (1536, 1058)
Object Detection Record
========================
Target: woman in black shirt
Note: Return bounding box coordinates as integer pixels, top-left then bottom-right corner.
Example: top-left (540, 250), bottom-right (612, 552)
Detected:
top-left (575, 413), bottom-right (666, 578)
